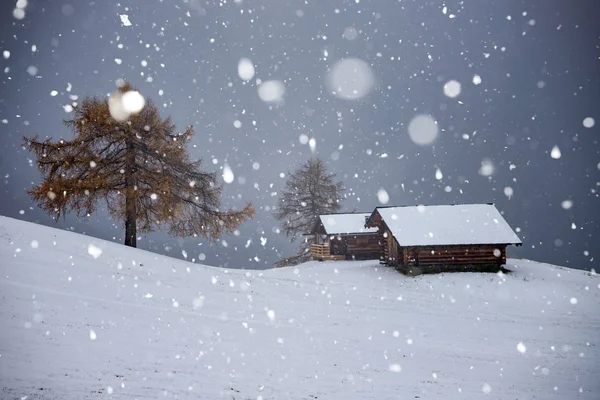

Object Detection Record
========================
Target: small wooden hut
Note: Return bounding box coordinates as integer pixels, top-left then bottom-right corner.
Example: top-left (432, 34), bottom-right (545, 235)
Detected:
top-left (309, 213), bottom-right (380, 261)
top-left (365, 204), bottom-right (522, 275)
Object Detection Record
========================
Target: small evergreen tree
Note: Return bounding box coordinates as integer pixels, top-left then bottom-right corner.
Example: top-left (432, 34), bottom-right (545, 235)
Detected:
top-left (274, 157), bottom-right (344, 265)
top-left (24, 82), bottom-right (254, 247)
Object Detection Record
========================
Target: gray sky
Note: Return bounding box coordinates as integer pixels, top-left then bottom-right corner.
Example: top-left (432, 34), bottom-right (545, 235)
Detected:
top-left (1, 0), bottom-right (598, 270)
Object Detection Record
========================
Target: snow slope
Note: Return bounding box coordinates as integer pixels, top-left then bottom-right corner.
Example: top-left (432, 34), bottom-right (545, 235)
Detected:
top-left (0, 216), bottom-right (598, 400)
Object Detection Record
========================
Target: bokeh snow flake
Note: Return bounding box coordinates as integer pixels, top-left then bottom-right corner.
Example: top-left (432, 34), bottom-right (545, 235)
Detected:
top-left (89, 329), bottom-right (97, 340)
top-left (407, 114), bottom-right (438, 145)
top-left (326, 58), bottom-right (375, 100)
top-left (13, 0), bottom-right (27, 20)
top-left (237, 57), bottom-right (255, 81)
top-left (267, 309), bottom-right (275, 321)
top-left (570, 297), bottom-right (578, 305)
top-left (504, 186), bottom-right (513, 198)
top-left (388, 363), bottom-right (402, 372)
top-left (222, 164), bottom-right (234, 184)
top-left (308, 137), bottom-right (316, 152)
top-left (561, 200), bottom-right (573, 210)
top-left (377, 188), bottom-right (389, 204)
top-left (108, 97), bottom-right (126, 121)
top-left (582, 117), bottom-right (595, 128)
top-left (87, 244), bottom-right (103, 259)
top-left (27, 66), bottom-right (38, 76)
top-left (121, 91), bottom-right (145, 114)
top-left (343, 26), bottom-right (359, 40)
top-left (120, 14), bottom-right (132, 26)
top-left (257, 80), bottom-right (285, 103)
top-left (473, 74), bottom-right (482, 85)
top-left (233, 120), bottom-right (242, 128)
top-left (482, 383), bottom-right (492, 394)
top-left (30, 240), bottom-right (39, 248)
top-left (550, 146), bottom-right (561, 159)
top-left (61, 4), bottom-right (74, 16)
top-left (108, 90), bottom-right (145, 122)
top-left (193, 295), bottom-right (205, 309)
top-left (443, 80), bottom-right (461, 98)
top-left (478, 159), bottom-right (495, 176)
top-left (435, 168), bottom-right (443, 180)
top-left (517, 342), bottom-right (527, 353)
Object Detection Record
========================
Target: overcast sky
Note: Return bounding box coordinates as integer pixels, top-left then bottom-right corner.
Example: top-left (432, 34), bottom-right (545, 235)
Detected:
top-left (0, 0), bottom-right (598, 270)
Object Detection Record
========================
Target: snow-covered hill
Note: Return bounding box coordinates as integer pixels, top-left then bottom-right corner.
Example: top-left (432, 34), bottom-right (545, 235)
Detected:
top-left (0, 216), bottom-right (598, 399)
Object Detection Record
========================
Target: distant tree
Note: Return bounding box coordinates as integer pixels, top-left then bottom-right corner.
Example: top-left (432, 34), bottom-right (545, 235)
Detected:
top-left (24, 82), bottom-right (254, 248)
top-left (274, 157), bottom-right (345, 266)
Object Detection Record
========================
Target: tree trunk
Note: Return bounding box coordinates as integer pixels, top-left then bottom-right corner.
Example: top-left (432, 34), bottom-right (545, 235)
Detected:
top-left (124, 194), bottom-right (137, 247)
top-left (124, 135), bottom-right (137, 248)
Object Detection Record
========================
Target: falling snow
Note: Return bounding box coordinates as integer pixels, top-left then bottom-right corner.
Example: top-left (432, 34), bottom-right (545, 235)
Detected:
top-left (257, 80), bottom-right (285, 103)
top-left (326, 58), bottom-right (375, 100)
top-left (582, 117), bottom-right (595, 128)
top-left (119, 14), bottom-right (132, 26)
top-left (237, 58), bottom-right (255, 81)
top-left (87, 244), bottom-right (103, 259)
top-left (443, 80), bottom-right (462, 98)
top-left (377, 188), bottom-right (390, 204)
top-left (407, 114), bottom-right (438, 145)
top-left (222, 164), bottom-right (234, 184)
top-left (1, 1), bottom-right (599, 398)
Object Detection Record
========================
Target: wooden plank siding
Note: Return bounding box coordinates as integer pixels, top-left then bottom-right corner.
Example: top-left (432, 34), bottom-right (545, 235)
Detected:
top-left (310, 218), bottom-right (380, 260)
top-left (328, 234), bottom-right (380, 260)
top-left (366, 212), bottom-right (402, 265)
top-left (405, 244), bottom-right (507, 267)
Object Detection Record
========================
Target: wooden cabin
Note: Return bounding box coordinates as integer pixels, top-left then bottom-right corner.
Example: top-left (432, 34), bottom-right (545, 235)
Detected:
top-left (365, 204), bottom-right (522, 275)
top-left (309, 213), bottom-right (380, 261)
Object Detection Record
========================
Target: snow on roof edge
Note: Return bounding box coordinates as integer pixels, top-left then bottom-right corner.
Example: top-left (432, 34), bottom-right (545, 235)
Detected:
top-left (318, 213), bottom-right (378, 235)
top-left (372, 203), bottom-right (522, 247)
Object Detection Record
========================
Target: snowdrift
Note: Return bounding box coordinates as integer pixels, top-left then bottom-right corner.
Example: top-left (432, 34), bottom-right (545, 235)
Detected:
top-left (0, 216), bottom-right (598, 399)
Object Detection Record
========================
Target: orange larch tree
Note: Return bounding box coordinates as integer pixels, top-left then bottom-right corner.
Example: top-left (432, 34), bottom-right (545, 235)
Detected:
top-left (24, 82), bottom-right (254, 247)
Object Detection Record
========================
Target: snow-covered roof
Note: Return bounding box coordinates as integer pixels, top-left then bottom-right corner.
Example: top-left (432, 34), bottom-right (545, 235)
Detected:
top-left (374, 204), bottom-right (522, 246)
top-left (318, 213), bottom-right (378, 235)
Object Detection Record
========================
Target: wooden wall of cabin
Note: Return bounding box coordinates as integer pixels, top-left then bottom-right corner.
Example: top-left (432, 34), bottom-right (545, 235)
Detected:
top-left (327, 234), bottom-right (380, 259)
top-left (386, 231), bottom-right (402, 265)
top-left (344, 235), bottom-right (380, 259)
top-left (329, 236), bottom-right (344, 255)
top-left (366, 212), bottom-right (401, 265)
top-left (404, 244), bottom-right (508, 267)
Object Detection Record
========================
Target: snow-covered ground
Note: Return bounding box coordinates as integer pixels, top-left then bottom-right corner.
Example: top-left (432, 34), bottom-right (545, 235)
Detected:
top-left (0, 216), bottom-right (598, 399)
